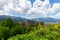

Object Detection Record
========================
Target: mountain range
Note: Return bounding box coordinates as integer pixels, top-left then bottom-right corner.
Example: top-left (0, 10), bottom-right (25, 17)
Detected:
top-left (0, 15), bottom-right (25, 22)
top-left (32, 17), bottom-right (60, 22)
top-left (0, 15), bottom-right (60, 23)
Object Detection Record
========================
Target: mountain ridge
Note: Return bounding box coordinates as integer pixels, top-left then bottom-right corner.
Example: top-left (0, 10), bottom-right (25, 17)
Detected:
top-left (32, 17), bottom-right (60, 23)
top-left (0, 15), bottom-right (60, 23)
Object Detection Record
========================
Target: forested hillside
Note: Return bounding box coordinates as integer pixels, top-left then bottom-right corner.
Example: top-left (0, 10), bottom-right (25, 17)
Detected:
top-left (0, 17), bottom-right (60, 40)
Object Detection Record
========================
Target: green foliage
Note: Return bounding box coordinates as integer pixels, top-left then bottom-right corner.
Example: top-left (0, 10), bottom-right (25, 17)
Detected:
top-left (8, 29), bottom-right (60, 40)
top-left (11, 25), bottom-right (21, 36)
top-left (0, 17), bottom-right (15, 29)
top-left (0, 26), bottom-right (10, 40)
top-left (0, 17), bottom-right (60, 40)
top-left (8, 23), bottom-right (60, 40)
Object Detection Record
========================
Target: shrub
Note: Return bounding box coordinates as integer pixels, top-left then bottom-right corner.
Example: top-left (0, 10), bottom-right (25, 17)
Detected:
top-left (0, 26), bottom-right (10, 40)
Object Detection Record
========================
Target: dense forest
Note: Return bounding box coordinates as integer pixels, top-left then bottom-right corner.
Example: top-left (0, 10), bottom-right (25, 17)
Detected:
top-left (0, 17), bottom-right (60, 40)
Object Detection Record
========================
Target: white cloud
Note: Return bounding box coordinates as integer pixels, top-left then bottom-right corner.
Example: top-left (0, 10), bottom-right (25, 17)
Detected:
top-left (51, 12), bottom-right (60, 19)
top-left (0, 0), bottom-right (60, 19)
top-left (46, 3), bottom-right (60, 17)
top-left (0, 10), bottom-right (12, 16)
top-left (27, 0), bottom-right (51, 17)
top-left (13, 0), bottom-right (32, 14)
top-left (0, 0), bottom-right (4, 2)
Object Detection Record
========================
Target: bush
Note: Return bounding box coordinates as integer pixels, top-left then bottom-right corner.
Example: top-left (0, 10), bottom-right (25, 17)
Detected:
top-left (8, 27), bottom-right (60, 40)
top-left (0, 17), bottom-right (15, 29)
top-left (0, 26), bottom-right (10, 40)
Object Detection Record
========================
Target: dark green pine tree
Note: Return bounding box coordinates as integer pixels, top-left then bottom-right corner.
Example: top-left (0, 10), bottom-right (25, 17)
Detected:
top-left (1, 17), bottom-right (15, 29)
top-left (5, 17), bottom-right (15, 29)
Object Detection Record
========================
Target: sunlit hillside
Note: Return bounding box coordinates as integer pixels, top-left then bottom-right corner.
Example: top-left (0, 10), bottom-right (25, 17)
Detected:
top-left (0, 17), bottom-right (60, 40)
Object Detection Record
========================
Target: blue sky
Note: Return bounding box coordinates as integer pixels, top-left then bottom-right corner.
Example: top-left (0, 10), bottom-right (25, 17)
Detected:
top-left (0, 0), bottom-right (60, 19)
top-left (50, 0), bottom-right (60, 6)
top-left (30, 0), bottom-right (60, 6)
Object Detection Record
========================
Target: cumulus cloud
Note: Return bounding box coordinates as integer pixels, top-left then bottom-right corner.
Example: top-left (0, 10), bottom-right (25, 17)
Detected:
top-left (26, 0), bottom-right (60, 19)
top-left (0, 0), bottom-right (60, 19)
top-left (0, 10), bottom-right (12, 16)
top-left (51, 12), bottom-right (60, 19)
top-left (27, 0), bottom-right (51, 17)
top-left (0, 0), bottom-right (32, 15)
